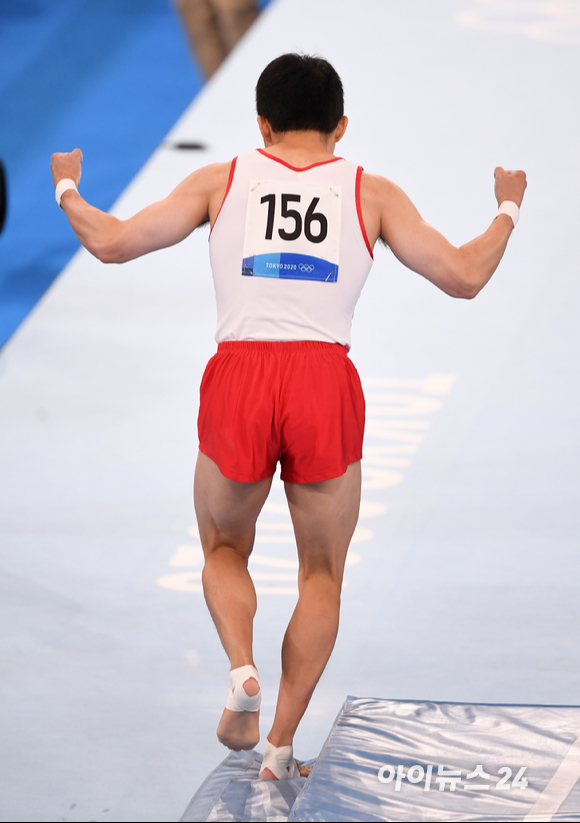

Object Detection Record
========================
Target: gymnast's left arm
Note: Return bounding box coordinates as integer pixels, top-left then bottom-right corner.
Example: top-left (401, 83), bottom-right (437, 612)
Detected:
top-left (360, 167), bottom-right (527, 299)
top-left (51, 149), bottom-right (228, 264)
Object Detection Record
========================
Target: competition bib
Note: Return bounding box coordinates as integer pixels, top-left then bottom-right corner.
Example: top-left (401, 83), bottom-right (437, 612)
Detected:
top-left (242, 180), bottom-right (341, 282)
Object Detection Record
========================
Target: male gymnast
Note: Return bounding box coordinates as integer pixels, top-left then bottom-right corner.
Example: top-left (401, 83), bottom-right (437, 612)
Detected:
top-left (51, 53), bottom-right (526, 780)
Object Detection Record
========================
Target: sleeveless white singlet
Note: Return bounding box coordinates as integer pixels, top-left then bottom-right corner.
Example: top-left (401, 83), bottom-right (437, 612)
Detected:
top-left (209, 149), bottom-right (374, 349)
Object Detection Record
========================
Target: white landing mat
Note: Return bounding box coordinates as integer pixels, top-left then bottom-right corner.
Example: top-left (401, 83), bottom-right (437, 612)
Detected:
top-left (180, 697), bottom-right (580, 821)
top-left (290, 697), bottom-right (580, 822)
top-left (180, 750), bottom-right (315, 823)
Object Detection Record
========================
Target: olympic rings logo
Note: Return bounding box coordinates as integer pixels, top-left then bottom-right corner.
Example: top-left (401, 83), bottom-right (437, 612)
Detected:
top-left (299, 264), bottom-right (315, 272)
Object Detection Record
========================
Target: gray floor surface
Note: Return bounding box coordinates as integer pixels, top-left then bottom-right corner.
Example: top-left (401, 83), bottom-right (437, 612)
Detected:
top-left (1, 1), bottom-right (579, 820)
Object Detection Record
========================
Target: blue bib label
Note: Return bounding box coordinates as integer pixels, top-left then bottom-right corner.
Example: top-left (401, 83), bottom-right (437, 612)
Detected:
top-left (242, 252), bottom-right (338, 282)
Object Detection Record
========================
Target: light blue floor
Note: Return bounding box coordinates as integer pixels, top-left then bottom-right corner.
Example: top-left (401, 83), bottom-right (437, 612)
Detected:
top-left (1, 1), bottom-right (579, 821)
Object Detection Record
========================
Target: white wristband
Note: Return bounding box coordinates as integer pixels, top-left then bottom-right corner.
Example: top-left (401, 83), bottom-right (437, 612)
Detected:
top-left (55, 178), bottom-right (78, 208)
top-left (496, 200), bottom-right (519, 228)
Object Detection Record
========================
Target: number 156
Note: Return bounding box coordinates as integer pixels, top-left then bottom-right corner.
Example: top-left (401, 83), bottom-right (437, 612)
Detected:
top-left (260, 193), bottom-right (328, 244)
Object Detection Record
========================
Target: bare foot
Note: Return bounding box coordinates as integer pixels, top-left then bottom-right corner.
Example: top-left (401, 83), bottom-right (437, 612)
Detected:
top-left (259, 763), bottom-right (312, 779)
top-left (216, 676), bottom-right (260, 750)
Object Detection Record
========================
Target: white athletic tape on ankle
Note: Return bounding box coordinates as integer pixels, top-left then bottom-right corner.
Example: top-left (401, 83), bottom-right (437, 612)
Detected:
top-left (225, 665), bottom-right (261, 712)
top-left (260, 738), bottom-right (300, 780)
top-left (496, 200), bottom-right (519, 227)
top-left (55, 178), bottom-right (77, 208)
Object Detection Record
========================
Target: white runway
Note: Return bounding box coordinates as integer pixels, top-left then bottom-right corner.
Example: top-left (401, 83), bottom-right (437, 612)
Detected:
top-left (1, 1), bottom-right (580, 820)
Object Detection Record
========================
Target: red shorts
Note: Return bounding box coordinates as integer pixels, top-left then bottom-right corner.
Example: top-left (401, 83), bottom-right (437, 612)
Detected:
top-left (198, 341), bottom-right (365, 483)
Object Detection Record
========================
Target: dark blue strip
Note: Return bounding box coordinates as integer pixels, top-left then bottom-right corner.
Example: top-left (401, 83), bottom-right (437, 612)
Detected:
top-left (0, 0), bottom-right (272, 350)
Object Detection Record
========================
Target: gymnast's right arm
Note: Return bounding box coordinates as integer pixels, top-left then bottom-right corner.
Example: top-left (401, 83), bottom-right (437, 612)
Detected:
top-left (51, 149), bottom-right (230, 264)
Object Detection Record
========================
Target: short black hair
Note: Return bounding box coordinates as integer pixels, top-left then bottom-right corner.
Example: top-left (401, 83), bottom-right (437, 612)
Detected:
top-left (256, 54), bottom-right (344, 134)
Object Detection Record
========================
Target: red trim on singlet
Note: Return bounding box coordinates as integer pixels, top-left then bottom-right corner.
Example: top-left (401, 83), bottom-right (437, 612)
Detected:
top-left (355, 165), bottom-right (373, 259)
top-left (210, 157), bottom-right (237, 235)
top-left (257, 148), bottom-right (342, 172)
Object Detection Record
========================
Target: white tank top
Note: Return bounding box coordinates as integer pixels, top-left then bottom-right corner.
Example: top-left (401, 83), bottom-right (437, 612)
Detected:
top-left (209, 149), bottom-right (374, 349)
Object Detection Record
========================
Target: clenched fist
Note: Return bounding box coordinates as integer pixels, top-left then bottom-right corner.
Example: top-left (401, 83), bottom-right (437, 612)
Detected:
top-left (494, 167), bottom-right (527, 208)
top-left (51, 148), bottom-right (83, 188)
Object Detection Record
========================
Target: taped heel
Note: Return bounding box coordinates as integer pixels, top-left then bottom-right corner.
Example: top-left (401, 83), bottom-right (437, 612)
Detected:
top-left (260, 738), bottom-right (300, 780)
top-left (225, 665), bottom-right (261, 712)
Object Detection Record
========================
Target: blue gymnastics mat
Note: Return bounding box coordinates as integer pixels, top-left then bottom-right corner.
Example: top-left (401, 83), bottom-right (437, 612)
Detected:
top-left (182, 697), bottom-right (580, 822)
